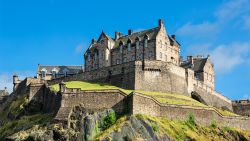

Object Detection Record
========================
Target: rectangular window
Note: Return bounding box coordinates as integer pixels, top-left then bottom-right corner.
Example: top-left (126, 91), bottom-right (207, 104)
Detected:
top-left (160, 52), bottom-right (162, 58)
top-left (116, 59), bottom-right (120, 65)
top-left (144, 39), bottom-right (148, 48)
top-left (120, 45), bottom-right (123, 53)
top-left (128, 43), bottom-right (131, 51)
top-left (136, 41), bottom-right (139, 50)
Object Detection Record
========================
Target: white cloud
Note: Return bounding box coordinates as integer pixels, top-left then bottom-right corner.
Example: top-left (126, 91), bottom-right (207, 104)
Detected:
top-left (176, 0), bottom-right (250, 37)
top-left (215, 0), bottom-right (250, 22)
top-left (75, 44), bottom-right (84, 54)
top-left (176, 22), bottom-right (218, 38)
top-left (210, 42), bottom-right (250, 74)
top-left (243, 16), bottom-right (250, 30)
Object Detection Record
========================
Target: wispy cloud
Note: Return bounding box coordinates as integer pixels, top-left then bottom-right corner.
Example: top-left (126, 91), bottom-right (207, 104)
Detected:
top-left (75, 44), bottom-right (84, 54)
top-left (177, 0), bottom-right (250, 37)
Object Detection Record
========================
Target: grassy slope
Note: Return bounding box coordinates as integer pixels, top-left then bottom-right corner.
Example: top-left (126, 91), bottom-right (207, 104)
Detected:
top-left (51, 81), bottom-right (238, 117)
top-left (0, 95), bottom-right (53, 140)
top-left (96, 114), bottom-right (250, 141)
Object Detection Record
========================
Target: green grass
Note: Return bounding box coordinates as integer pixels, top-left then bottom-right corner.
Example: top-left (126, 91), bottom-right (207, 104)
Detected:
top-left (50, 81), bottom-right (238, 117)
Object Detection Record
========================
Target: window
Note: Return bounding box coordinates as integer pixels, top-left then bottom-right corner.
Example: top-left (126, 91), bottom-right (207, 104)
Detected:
top-left (136, 41), bottom-right (139, 50)
top-left (131, 55), bottom-right (135, 61)
top-left (160, 41), bottom-right (162, 48)
top-left (116, 59), bottom-right (120, 65)
top-left (88, 54), bottom-right (91, 61)
top-left (165, 55), bottom-right (167, 61)
top-left (123, 57), bottom-right (127, 62)
top-left (128, 43), bottom-right (131, 51)
top-left (120, 45), bottom-right (123, 53)
top-left (41, 71), bottom-right (46, 78)
top-left (144, 39), bottom-right (148, 48)
top-left (160, 52), bottom-right (162, 58)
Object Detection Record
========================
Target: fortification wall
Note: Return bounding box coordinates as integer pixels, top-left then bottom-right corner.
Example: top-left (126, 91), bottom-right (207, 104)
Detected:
top-left (55, 88), bottom-right (131, 121)
top-left (48, 61), bottom-right (136, 90)
top-left (134, 61), bottom-right (189, 96)
top-left (132, 93), bottom-right (250, 130)
top-left (194, 85), bottom-right (233, 111)
top-left (233, 101), bottom-right (250, 116)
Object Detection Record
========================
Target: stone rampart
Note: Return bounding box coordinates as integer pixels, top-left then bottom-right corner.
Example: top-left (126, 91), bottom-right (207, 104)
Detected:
top-left (132, 93), bottom-right (250, 130)
top-left (194, 85), bottom-right (233, 111)
top-left (54, 86), bottom-right (131, 121)
top-left (232, 100), bottom-right (250, 116)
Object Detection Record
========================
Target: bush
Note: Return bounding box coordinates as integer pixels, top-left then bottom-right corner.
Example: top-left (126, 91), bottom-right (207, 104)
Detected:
top-left (210, 120), bottom-right (217, 128)
top-left (102, 111), bottom-right (116, 130)
top-left (185, 113), bottom-right (196, 130)
top-left (151, 122), bottom-right (159, 132)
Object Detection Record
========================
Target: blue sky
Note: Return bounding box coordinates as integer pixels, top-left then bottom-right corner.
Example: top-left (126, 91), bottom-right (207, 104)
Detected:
top-left (0, 0), bottom-right (250, 100)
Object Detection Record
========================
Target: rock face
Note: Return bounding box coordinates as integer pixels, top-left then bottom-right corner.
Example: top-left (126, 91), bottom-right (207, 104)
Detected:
top-left (7, 107), bottom-right (250, 141)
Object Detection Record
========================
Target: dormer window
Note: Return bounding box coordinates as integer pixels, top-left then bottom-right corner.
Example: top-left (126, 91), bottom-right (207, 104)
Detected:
top-left (41, 68), bottom-right (47, 79)
top-left (52, 68), bottom-right (58, 79)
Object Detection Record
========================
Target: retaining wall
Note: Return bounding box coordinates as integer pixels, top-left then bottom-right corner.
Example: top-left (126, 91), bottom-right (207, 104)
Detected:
top-left (132, 93), bottom-right (250, 130)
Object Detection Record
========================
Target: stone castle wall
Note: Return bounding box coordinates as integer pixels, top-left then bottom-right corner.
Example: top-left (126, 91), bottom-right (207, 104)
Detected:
top-left (134, 61), bottom-right (189, 96)
top-left (233, 100), bottom-right (250, 116)
top-left (194, 84), bottom-right (233, 111)
top-left (132, 93), bottom-right (250, 130)
top-left (54, 87), bottom-right (131, 121)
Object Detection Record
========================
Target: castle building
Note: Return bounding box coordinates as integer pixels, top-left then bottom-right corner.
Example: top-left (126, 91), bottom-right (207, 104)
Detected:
top-left (0, 87), bottom-right (8, 96)
top-left (181, 55), bottom-right (215, 91)
top-left (37, 65), bottom-right (84, 80)
top-left (84, 20), bottom-right (181, 71)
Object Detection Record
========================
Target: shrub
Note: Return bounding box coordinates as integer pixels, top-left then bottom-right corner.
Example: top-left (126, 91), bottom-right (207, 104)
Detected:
top-left (185, 113), bottom-right (196, 130)
top-left (210, 120), bottom-right (217, 128)
top-left (151, 122), bottom-right (159, 132)
top-left (102, 111), bottom-right (117, 130)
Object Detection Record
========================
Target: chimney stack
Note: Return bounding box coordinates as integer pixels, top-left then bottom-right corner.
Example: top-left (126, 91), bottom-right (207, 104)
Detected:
top-left (158, 19), bottom-right (164, 27)
top-left (187, 56), bottom-right (194, 67)
top-left (128, 29), bottom-right (133, 35)
top-left (91, 38), bottom-right (96, 44)
top-left (115, 32), bottom-right (122, 40)
top-left (171, 34), bottom-right (176, 40)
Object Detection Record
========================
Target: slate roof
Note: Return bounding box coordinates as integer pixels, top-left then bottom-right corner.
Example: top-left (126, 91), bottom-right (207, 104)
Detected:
top-left (181, 58), bottom-right (208, 72)
top-left (37, 65), bottom-right (84, 74)
top-left (113, 27), bottom-right (160, 48)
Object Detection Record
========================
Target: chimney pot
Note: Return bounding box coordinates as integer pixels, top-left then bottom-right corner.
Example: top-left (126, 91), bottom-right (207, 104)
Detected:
top-left (171, 34), bottom-right (176, 40)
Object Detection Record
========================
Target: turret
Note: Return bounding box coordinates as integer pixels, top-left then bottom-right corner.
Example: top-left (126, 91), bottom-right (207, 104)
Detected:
top-left (13, 74), bottom-right (20, 91)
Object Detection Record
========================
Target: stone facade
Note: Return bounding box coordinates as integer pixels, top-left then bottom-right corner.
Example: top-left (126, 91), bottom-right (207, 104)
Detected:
top-left (84, 19), bottom-right (180, 72)
top-left (37, 65), bottom-right (84, 80)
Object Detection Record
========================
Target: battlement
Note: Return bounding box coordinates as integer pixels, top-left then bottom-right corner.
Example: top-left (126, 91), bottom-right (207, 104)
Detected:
top-left (232, 99), bottom-right (250, 105)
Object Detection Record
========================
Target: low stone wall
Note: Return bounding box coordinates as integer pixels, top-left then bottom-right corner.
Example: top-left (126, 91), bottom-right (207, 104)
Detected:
top-left (194, 86), bottom-right (233, 111)
top-left (55, 87), bottom-right (131, 121)
top-left (132, 93), bottom-right (250, 130)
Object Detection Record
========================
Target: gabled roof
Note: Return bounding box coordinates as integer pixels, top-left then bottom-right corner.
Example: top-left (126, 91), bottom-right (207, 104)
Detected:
top-left (97, 31), bottom-right (113, 42)
top-left (113, 27), bottom-right (160, 48)
top-left (37, 65), bottom-right (84, 74)
top-left (181, 57), bottom-right (208, 72)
